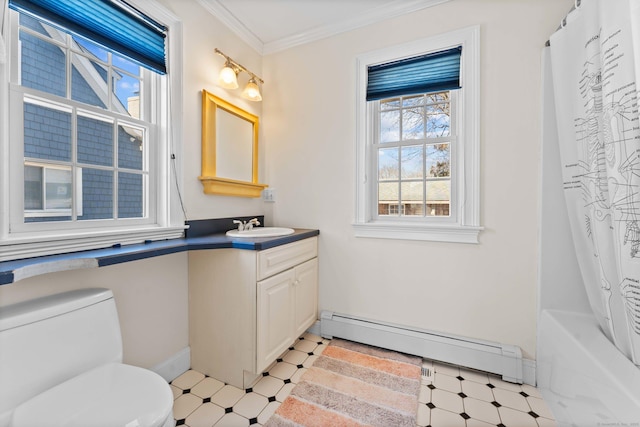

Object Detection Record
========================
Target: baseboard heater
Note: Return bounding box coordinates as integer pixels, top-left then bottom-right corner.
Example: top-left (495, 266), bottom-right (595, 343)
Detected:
top-left (320, 311), bottom-right (524, 384)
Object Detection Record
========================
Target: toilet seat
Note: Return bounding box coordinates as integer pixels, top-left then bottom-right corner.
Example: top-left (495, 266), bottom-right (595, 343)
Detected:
top-left (11, 363), bottom-right (173, 427)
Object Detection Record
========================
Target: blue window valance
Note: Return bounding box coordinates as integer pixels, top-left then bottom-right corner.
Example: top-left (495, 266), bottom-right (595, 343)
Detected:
top-left (8, 0), bottom-right (167, 74)
top-left (366, 46), bottom-right (462, 101)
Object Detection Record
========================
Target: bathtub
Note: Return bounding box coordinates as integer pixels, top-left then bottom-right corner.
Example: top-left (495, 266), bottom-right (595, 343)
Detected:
top-left (537, 309), bottom-right (640, 426)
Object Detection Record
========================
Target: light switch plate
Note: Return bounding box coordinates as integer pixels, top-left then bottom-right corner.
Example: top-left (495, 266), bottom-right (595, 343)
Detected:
top-left (263, 188), bottom-right (276, 202)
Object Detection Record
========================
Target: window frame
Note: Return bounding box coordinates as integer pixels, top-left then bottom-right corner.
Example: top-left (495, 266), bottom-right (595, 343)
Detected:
top-left (0, 0), bottom-right (184, 261)
top-left (353, 26), bottom-right (482, 244)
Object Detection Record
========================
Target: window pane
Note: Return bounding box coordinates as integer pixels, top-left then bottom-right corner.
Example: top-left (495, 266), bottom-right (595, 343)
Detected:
top-left (401, 181), bottom-right (423, 216)
top-left (113, 54), bottom-right (141, 118)
top-left (118, 172), bottom-right (144, 218)
top-left (402, 95), bottom-right (424, 107)
top-left (389, 204), bottom-right (403, 215)
top-left (402, 107), bottom-right (423, 140)
top-left (381, 98), bottom-right (400, 110)
top-left (72, 35), bottom-right (109, 62)
top-left (426, 104), bottom-right (450, 137)
top-left (405, 203), bottom-right (424, 216)
top-left (24, 103), bottom-right (72, 162)
top-left (45, 168), bottom-right (72, 210)
top-left (79, 169), bottom-right (113, 220)
top-left (20, 31), bottom-right (66, 97)
top-left (113, 74), bottom-right (141, 118)
top-left (113, 53), bottom-right (141, 77)
top-left (72, 54), bottom-right (108, 109)
top-left (378, 148), bottom-right (399, 180)
top-left (426, 180), bottom-right (450, 217)
top-left (426, 92), bottom-right (449, 104)
top-left (23, 165), bottom-right (73, 222)
top-left (118, 126), bottom-right (144, 170)
top-left (19, 14), bottom-right (65, 42)
top-left (426, 144), bottom-right (450, 177)
top-left (401, 145), bottom-right (423, 179)
top-left (378, 182), bottom-right (399, 216)
top-left (380, 109), bottom-right (400, 143)
top-left (24, 165), bottom-right (43, 210)
top-left (77, 116), bottom-right (113, 166)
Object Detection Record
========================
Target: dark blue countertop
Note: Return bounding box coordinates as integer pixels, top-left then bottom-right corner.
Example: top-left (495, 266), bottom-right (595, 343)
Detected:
top-left (0, 228), bottom-right (319, 285)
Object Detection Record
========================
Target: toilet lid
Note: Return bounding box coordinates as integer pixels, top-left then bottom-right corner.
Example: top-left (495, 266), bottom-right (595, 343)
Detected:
top-left (11, 363), bottom-right (173, 427)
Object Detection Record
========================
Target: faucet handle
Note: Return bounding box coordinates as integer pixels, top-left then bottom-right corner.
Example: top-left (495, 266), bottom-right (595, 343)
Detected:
top-left (245, 218), bottom-right (260, 230)
top-left (232, 220), bottom-right (244, 231)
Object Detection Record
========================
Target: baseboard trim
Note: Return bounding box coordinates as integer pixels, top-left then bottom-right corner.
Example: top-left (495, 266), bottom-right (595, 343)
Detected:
top-left (151, 346), bottom-right (191, 382)
top-left (320, 310), bottom-right (526, 384)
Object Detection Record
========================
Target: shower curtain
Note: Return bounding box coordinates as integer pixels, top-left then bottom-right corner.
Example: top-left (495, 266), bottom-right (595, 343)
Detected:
top-left (549, 0), bottom-right (640, 364)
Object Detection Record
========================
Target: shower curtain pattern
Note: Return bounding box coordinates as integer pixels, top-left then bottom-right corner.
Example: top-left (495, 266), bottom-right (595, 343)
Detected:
top-left (550, 0), bottom-right (640, 364)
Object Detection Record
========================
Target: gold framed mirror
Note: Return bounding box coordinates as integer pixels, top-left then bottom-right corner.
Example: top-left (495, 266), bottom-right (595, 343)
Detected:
top-left (199, 90), bottom-right (267, 197)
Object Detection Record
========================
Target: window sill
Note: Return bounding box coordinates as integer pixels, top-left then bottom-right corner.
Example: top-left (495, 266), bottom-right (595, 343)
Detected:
top-left (352, 222), bottom-right (483, 244)
top-left (0, 226), bottom-right (187, 263)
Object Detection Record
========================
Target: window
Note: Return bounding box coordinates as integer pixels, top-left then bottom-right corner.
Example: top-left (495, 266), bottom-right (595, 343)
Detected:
top-left (375, 92), bottom-right (454, 219)
top-left (0, 0), bottom-right (184, 261)
top-left (354, 26), bottom-right (482, 243)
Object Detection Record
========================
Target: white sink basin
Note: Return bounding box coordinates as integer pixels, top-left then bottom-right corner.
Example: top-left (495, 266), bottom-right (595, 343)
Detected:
top-left (226, 227), bottom-right (295, 238)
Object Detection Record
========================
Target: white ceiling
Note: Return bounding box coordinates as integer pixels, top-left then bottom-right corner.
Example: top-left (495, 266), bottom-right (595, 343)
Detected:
top-left (196, 0), bottom-right (450, 54)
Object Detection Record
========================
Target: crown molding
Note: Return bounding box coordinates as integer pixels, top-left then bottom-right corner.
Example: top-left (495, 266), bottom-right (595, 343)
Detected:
top-left (195, 0), bottom-right (264, 54)
top-left (198, 0), bottom-right (451, 55)
top-left (263, 0), bottom-right (450, 54)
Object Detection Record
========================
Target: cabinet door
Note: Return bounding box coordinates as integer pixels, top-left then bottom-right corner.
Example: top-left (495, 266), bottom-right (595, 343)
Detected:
top-left (293, 258), bottom-right (318, 338)
top-left (256, 270), bottom-right (294, 373)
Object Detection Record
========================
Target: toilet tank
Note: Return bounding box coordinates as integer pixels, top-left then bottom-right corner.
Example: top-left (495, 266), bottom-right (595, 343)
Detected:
top-left (0, 288), bottom-right (123, 423)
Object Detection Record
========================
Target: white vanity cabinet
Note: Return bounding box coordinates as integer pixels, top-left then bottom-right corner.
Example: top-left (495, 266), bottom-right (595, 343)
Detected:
top-left (189, 237), bottom-right (318, 389)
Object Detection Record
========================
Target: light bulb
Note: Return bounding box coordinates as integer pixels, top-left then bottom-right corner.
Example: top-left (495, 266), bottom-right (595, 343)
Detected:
top-left (218, 63), bottom-right (238, 89)
top-left (241, 78), bottom-right (262, 101)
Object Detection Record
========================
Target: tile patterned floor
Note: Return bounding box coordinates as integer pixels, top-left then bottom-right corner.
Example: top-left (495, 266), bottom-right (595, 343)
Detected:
top-left (170, 333), bottom-right (557, 427)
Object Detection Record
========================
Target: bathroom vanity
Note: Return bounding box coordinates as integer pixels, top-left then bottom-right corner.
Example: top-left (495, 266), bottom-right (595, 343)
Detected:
top-left (188, 236), bottom-right (318, 388)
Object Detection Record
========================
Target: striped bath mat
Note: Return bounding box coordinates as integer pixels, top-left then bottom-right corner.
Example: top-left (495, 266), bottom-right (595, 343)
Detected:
top-left (265, 339), bottom-right (422, 427)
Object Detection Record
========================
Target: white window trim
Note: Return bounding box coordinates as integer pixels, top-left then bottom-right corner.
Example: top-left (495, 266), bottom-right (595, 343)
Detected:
top-left (0, 0), bottom-right (185, 262)
top-left (353, 25), bottom-right (482, 244)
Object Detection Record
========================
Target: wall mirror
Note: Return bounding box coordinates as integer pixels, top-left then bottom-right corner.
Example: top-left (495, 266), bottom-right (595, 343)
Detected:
top-left (199, 90), bottom-right (267, 197)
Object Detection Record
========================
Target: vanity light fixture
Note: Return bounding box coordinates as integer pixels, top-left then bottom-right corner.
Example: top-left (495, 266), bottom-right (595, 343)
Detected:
top-left (215, 48), bottom-right (264, 101)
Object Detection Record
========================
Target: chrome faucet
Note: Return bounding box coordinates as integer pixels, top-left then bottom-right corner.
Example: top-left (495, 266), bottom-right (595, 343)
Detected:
top-left (232, 218), bottom-right (261, 231)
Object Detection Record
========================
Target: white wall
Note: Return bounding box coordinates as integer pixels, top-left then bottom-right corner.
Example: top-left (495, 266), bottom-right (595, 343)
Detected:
top-left (262, 0), bottom-right (574, 359)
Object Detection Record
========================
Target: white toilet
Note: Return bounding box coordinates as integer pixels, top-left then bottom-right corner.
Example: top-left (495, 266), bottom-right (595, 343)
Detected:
top-left (0, 288), bottom-right (174, 427)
